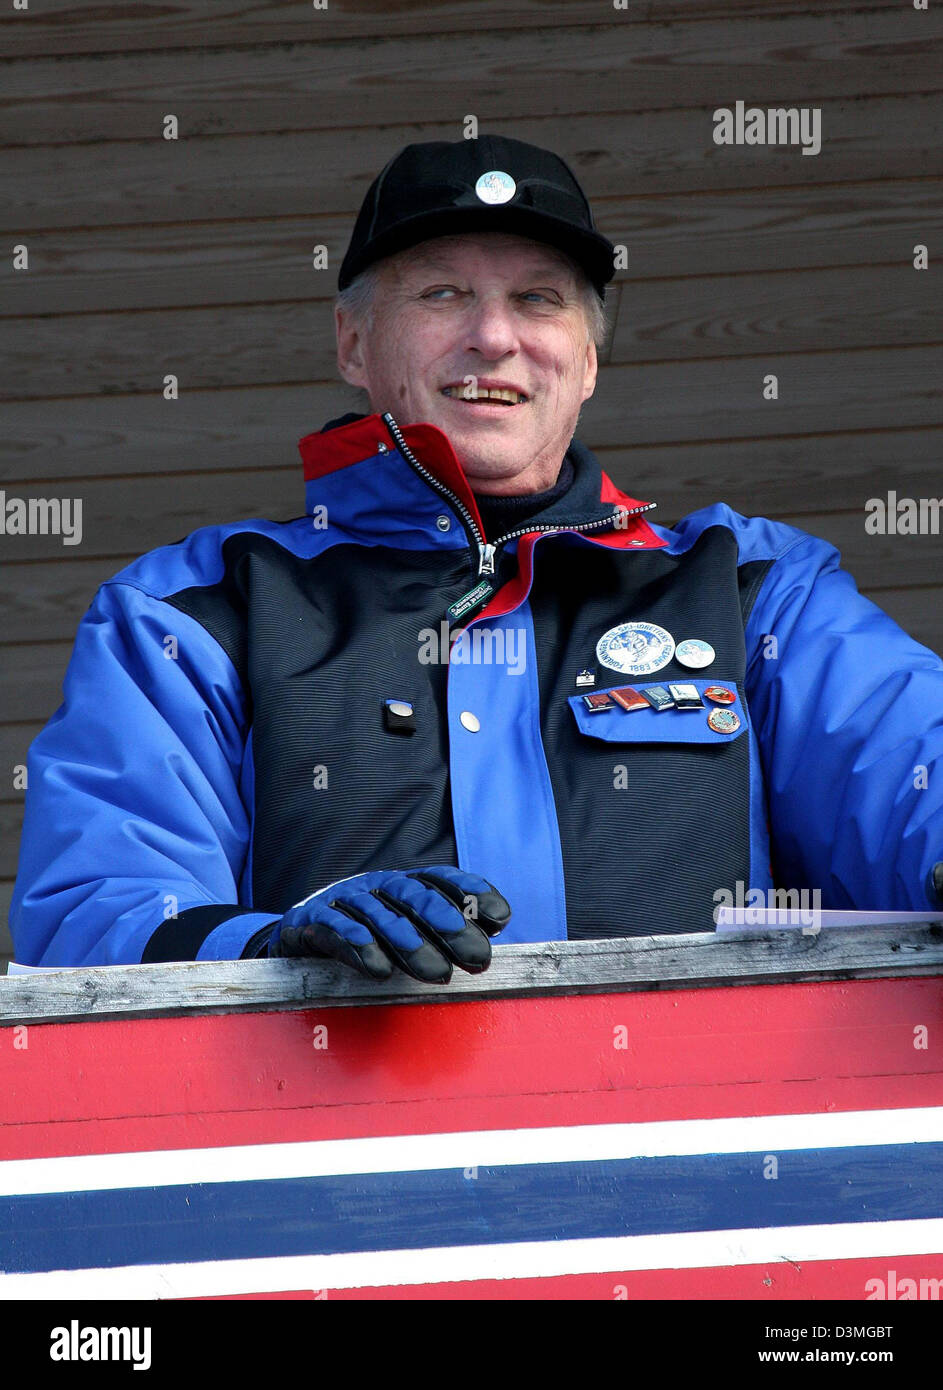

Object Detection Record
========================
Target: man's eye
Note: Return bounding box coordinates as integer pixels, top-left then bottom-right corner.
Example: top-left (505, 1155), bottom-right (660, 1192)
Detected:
top-left (422, 287), bottom-right (459, 300)
top-left (520, 291), bottom-right (558, 304)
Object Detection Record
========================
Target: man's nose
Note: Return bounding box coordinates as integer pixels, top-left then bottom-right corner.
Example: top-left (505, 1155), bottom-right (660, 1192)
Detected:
top-left (461, 297), bottom-right (520, 357)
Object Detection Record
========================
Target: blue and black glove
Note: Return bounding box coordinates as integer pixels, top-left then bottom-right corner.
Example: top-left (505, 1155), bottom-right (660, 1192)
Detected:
top-left (247, 866), bottom-right (511, 983)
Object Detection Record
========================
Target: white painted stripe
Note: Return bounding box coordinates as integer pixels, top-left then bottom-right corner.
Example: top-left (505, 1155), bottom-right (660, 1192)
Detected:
top-left (2, 1106), bottom-right (942, 1197)
top-left (1, 1219), bottom-right (942, 1299)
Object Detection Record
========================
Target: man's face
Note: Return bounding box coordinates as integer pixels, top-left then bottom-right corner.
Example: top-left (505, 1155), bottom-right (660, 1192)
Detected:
top-left (335, 233), bottom-right (598, 494)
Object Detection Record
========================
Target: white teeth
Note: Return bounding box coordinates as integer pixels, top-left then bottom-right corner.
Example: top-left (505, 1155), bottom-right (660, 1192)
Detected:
top-left (442, 386), bottom-right (526, 404)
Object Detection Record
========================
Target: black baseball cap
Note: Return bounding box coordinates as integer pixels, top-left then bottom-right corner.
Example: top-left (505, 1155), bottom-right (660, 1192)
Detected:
top-left (337, 134), bottom-right (616, 299)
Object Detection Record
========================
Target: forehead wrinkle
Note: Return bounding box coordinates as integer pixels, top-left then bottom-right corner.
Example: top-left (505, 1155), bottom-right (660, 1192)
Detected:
top-left (398, 241), bottom-right (578, 282)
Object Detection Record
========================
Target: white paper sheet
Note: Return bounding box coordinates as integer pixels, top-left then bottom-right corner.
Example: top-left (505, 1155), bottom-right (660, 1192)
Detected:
top-left (715, 907), bottom-right (943, 931)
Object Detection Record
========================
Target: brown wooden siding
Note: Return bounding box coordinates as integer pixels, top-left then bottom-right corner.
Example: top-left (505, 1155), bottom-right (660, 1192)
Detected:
top-left (2, 0), bottom-right (941, 965)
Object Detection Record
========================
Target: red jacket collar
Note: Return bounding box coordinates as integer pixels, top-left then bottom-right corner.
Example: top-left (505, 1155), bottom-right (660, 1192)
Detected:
top-left (299, 412), bottom-right (486, 531)
top-left (297, 411), bottom-right (663, 549)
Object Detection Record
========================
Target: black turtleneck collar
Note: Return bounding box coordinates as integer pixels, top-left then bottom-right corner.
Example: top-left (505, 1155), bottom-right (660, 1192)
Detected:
top-left (321, 411), bottom-right (370, 433)
top-left (472, 454), bottom-right (575, 541)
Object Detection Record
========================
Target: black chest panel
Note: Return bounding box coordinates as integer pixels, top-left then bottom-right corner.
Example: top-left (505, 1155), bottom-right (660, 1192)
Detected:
top-left (169, 533), bottom-right (475, 913)
top-left (528, 528), bottom-right (768, 936)
top-left (167, 526), bottom-right (772, 934)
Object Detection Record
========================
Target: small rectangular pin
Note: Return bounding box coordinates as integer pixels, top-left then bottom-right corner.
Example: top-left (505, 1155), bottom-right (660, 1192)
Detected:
top-left (582, 692), bottom-right (616, 713)
top-left (610, 686), bottom-right (648, 712)
top-left (640, 685), bottom-right (675, 712)
top-left (667, 682), bottom-right (704, 709)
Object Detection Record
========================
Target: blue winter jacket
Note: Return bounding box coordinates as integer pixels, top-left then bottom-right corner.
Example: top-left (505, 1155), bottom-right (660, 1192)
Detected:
top-left (10, 410), bottom-right (943, 966)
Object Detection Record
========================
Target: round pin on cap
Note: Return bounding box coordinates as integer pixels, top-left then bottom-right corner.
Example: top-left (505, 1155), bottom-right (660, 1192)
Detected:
top-left (475, 170), bottom-right (516, 204)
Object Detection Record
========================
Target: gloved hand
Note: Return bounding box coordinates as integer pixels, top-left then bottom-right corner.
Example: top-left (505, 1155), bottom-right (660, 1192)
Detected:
top-left (260, 866), bottom-right (511, 982)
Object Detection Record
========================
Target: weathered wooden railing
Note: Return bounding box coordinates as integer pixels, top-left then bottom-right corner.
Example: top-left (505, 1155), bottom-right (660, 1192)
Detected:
top-left (2, 922), bottom-right (942, 1026)
top-left (2, 922), bottom-right (942, 1301)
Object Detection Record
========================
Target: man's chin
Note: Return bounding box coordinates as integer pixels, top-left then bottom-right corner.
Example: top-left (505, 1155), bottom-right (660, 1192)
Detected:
top-left (437, 421), bottom-right (521, 461)
top-left (429, 408), bottom-right (531, 451)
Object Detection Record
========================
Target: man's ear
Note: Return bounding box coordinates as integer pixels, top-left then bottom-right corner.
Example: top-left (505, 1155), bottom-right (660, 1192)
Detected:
top-left (335, 305), bottom-right (368, 390)
top-left (581, 335), bottom-right (598, 404)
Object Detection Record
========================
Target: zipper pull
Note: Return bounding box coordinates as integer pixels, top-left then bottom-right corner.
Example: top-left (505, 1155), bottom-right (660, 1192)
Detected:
top-left (446, 579), bottom-right (495, 628)
top-left (478, 542), bottom-right (496, 576)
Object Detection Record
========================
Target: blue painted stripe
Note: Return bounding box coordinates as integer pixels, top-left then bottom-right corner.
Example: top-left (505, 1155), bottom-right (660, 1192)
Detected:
top-left (3, 1144), bottom-right (943, 1275)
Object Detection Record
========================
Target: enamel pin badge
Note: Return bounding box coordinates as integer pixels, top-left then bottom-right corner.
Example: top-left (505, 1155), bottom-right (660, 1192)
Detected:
top-left (675, 638), bottom-right (716, 669)
top-left (596, 621), bottom-right (675, 677)
top-left (475, 170), bottom-right (517, 204)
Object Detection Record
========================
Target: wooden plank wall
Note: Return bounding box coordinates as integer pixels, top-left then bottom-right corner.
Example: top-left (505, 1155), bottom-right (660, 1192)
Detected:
top-left (1, 0), bottom-right (941, 967)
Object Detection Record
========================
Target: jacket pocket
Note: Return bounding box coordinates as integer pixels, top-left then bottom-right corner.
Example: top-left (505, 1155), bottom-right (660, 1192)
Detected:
top-left (568, 678), bottom-right (748, 744)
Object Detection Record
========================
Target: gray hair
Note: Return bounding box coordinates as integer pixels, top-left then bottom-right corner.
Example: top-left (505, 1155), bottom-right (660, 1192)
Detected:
top-left (335, 252), bottom-right (609, 350)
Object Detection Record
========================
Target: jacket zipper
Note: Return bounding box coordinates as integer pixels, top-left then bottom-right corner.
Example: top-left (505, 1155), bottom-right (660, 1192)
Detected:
top-left (381, 411), bottom-right (657, 576)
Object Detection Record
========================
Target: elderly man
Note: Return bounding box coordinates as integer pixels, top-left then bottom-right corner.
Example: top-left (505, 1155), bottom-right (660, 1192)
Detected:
top-left (10, 135), bottom-right (943, 975)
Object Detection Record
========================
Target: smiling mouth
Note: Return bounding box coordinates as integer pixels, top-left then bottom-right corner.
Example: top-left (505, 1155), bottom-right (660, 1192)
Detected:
top-left (441, 386), bottom-right (528, 405)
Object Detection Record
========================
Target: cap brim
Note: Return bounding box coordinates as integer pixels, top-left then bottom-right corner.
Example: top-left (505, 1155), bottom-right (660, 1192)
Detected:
top-left (338, 205), bottom-right (615, 295)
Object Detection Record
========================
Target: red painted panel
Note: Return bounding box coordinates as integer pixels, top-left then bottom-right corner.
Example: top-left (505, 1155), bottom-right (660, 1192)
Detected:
top-left (328, 1252), bottom-right (943, 1300)
top-left (1, 978), bottom-right (941, 1163)
top-left (3, 1071), bottom-right (943, 1163)
top-left (186, 1253), bottom-right (943, 1301)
